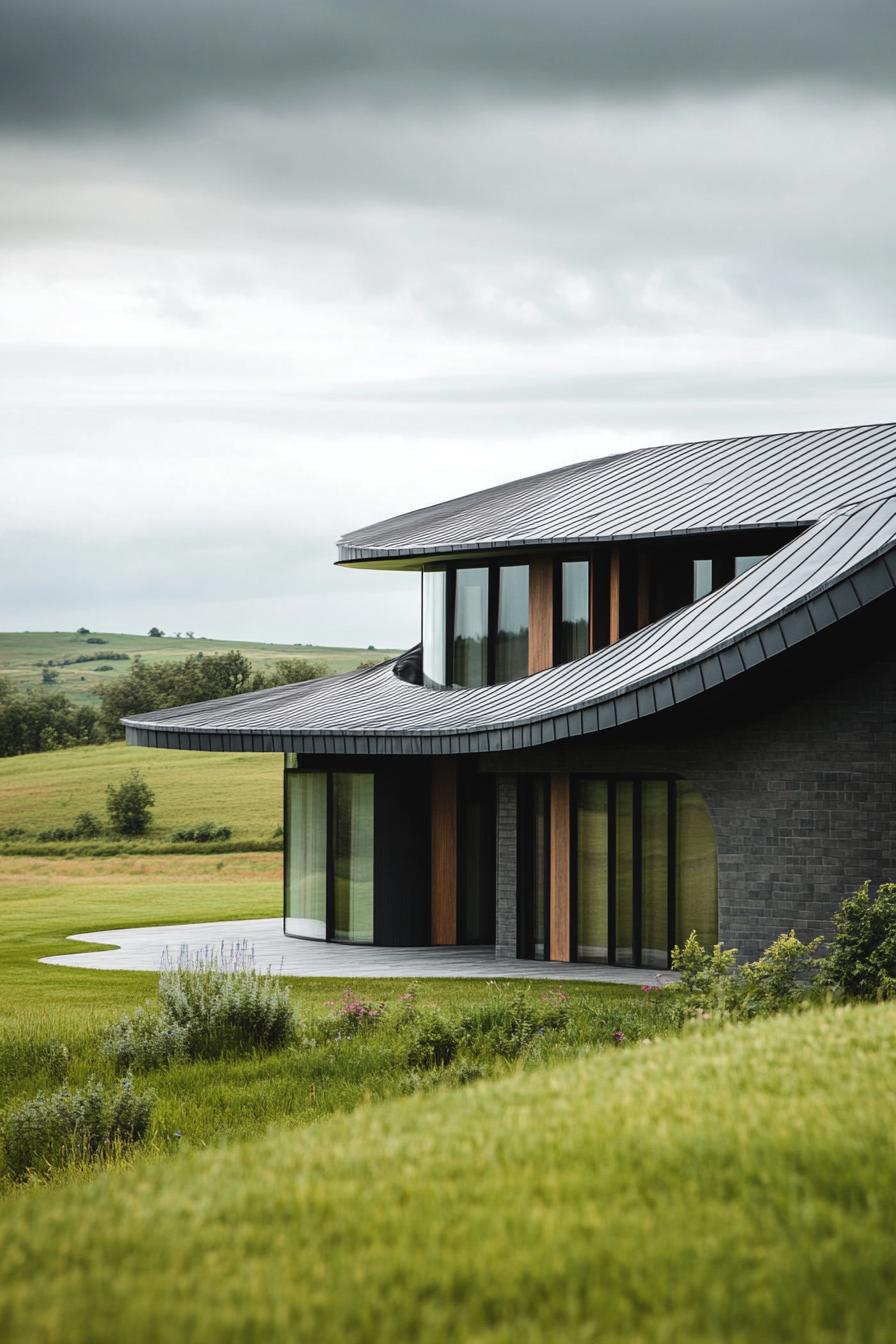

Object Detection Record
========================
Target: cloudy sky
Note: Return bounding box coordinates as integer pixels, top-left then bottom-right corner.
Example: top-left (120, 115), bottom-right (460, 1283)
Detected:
top-left (3, 1), bottom-right (895, 649)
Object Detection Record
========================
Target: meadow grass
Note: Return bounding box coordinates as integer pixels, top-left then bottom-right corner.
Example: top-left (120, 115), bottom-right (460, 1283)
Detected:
top-left (0, 855), bottom-right (653, 1172)
top-left (1, 1002), bottom-right (893, 1343)
top-left (0, 629), bottom-right (397, 703)
top-left (0, 743), bottom-right (282, 845)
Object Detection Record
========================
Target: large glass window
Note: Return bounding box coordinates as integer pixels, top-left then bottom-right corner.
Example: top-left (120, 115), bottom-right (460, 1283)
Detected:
top-left (576, 779), bottom-right (608, 962)
top-left (676, 781), bottom-right (718, 950)
top-left (495, 565), bottom-right (529, 683)
top-left (560, 560), bottom-right (589, 663)
top-left (641, 780), bottom-right (669, 969)
top-left (453, 567), bottom-right (489, 688)
top-left (422, 570), bottom-right (447, 688)
top-left (332, 773), bottom-right (374, 943)
top-left (284, 772), bottom-right (327, 939)
top-left (735, 554), bottom-right (767, 576)
top-left (573, 776), bottom-right (716, 968)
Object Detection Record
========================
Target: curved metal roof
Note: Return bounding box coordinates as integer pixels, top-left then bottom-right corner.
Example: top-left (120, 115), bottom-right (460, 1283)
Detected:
top-left (125, 494), bottom-right (896, 756)
top-left (337, 422), bottom-right (896, 564)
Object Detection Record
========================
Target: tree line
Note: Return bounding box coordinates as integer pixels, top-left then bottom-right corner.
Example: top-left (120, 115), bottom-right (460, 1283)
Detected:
top-left (0, 651), bottom-right (329, 757)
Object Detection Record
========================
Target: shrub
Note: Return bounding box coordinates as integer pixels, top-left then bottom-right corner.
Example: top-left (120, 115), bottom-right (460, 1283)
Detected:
top-left (158, 948), bottom-right (296, 1058)
top-left (170, 822), bottom-right (232, 843)
top-left (84, 637), bottom-right (107, 644)
top-left (0, 825), bottom-right (27, 840)
top-left (458, 985), bottom-right (571, 1060)
top-left (102, 1008), bottom-right (188, 1072)
top-left (73, 811), bottom-right (103, 839)
top-left (106, 770), bottom-right (155, 836)
top-left (736, 930), bottom-right (823, 1017)
top-left (1, 1077), bottom-right (153, 1181)
top-left (671, 933), bottom-right (739, 1013)
top-left (818, 881), bottom-right (896, 1001)
top-left (406, 1012), bottom-right (461, 1069)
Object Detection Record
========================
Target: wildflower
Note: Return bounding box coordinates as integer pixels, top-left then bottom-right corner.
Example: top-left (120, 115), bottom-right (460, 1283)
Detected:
top-left (612, 1029), bottom-right (626, 1046)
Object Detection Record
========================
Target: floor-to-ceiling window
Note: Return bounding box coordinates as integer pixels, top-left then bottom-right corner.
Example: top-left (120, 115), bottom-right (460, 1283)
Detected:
top-left (453, 568), bottom-right (489, 688)
top-left (518, 775), bottom-right (550, 959)
top-left (284, 772), bottom-right (327, 939)
top-left (422, 570), bottom-right (447, 688)
top-left (284, 769), bottom-right (375, 943)
top-left (559, 559), bottom-right (590, 663)
top-left (574, 776), bottom-right (716, 968)
top-left (332, 773), bottom-right (374, 944)
top-left (495, 565), bottom-right (529, 683)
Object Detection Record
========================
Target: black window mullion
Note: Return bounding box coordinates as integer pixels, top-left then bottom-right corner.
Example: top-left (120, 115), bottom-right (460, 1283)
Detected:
top-left (445, 568), bottom-right (456, 687)
top-left (632, 780), bottom-right (643, 967)
top-left (607, 779), bottom-right (617, 965)
top-left (487, 562), bottom-right (498, 686)
top-left (667, 779), bottom-right (677, 967)
top-left (325, 772), bottom-right (335, 941)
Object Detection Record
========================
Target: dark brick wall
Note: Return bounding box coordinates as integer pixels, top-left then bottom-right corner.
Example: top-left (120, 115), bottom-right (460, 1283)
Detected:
top-left (495, 775), bottom-right (518, 958)
top-left (481, 592), bottom-right (896, 961)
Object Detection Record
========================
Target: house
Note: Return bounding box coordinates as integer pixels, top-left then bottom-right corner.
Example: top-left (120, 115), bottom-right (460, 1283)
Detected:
top-left (124, 423), bottom-right (896, 967)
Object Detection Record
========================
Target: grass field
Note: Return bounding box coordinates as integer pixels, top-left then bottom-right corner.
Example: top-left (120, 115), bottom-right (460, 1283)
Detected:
top-left (0, 743), bottom-right (282, 846)
top-left (0, 630), bottom-right (398, 704)
top-left (1, 999), bottom-right (893, 1343)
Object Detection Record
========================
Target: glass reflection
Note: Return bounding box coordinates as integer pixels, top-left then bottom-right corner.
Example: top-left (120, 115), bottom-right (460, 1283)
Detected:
top-left (495, 565), bottom-right (529, 683)
top-left (422, 570), bottom-right (447, 688)
top-left (560, 560), bottom-right (589, 663)
top-left (453, 568), bottom-right (489, 687)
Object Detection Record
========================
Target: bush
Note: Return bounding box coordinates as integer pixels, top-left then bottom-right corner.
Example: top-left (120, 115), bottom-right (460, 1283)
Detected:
top-left (0, 825), bottom-right (27, 840)
top-left (737, 930), bottom-right (823, 1017)
top-left (329, 987), bottom-right (385, 1036)
top-left (671, 933), bottom-right (739, 1013)
top-left (818, 881), bottom-right (896, 1001)
top-left (170, 822), bottom-right (232, 843)
top-left (73, 811), bottom-right (103, 839)
top-left (158, 948), bottom-right (296, 1058)
top-left (106, 770), bottom-right (155, 836)
top-left (102, 1008), bottom-right (188, 1072)
top-left (458, 985), bottom-right (571, 1060)
top-left (1, 1077), bottom-right (153, 1181)
top-left (406, 1012), bottom-right (461, 1069)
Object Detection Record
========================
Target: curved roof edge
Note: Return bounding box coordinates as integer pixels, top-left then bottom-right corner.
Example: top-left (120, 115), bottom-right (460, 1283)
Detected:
top-left (124, 501), bottom-right (896, 757)
top-left (336, 422), bottom-right (896, 565)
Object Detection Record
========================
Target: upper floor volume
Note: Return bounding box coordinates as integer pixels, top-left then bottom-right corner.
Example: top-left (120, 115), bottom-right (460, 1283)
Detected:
top-left (337, 422), bottom-right (896, 692)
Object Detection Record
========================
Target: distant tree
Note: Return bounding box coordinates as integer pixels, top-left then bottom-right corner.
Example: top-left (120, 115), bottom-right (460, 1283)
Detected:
top-left (0, 679), bottom-right (101, 757)
top-left (148, 627), bottom-right (164, 638)
top-left (185, 631), bottom-right (195, 639)
top-left (41, 668), bottom-right (59, 685)
top-left (367, 644), bottom-right (375, 650)
top-left (106, 770), bottom-right (155, 836)
top-left (76, 626), bottom-right (90, 635)
top-left (94, 651), bottom-right (330, 739)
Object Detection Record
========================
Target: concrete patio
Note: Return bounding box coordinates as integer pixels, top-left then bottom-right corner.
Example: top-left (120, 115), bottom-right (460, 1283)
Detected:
top-left (41, 917), bottom-right (670, 984)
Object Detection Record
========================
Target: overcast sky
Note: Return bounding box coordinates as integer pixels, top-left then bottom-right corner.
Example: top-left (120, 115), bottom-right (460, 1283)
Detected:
top-left (3, 1), bottom-right (895, 649)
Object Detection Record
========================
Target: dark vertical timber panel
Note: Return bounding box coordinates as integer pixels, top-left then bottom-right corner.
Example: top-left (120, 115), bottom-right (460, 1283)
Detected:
top-left (431, 759), bottom-right (458, 944)
top-left (529, 557), bottom-right (555, 673)
top-left (374, 765), bottom-right (430, 947)
top-left (550, 773), bottom-right (571, 961)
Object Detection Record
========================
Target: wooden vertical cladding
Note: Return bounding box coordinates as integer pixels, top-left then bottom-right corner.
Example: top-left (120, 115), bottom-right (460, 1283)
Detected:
top-left (549, 773), bottom-right (571, 961)
top-left (608, 545), bottom-right (622, 645)
top-left (431, 759), bottom-right (458, 945)
top-left (637, 550), bottom-right (652, 630)
top-left (528, 557), bottom-right (555, 674)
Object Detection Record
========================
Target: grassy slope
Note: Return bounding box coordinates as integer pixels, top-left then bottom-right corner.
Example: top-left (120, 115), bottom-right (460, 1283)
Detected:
top-left (0, 630), bottom-right (397, 704)
top-left (0, 743), bottom-right (281, 842)
top-left (1, 1003), bottom-right (893, 1344)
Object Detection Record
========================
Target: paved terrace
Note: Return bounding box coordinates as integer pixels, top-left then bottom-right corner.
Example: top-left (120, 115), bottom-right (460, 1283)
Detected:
top-left (41, 918), bottom-right (671, 984)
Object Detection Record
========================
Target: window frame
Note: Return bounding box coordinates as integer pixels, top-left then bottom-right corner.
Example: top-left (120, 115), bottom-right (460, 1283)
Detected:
top-left (283, 763), bottom-right (375, 945)
top-left (570, 774), bottom-right (678, 968)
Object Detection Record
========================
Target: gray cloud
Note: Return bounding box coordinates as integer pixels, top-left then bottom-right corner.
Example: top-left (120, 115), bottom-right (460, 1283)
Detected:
top-left (2, 1), bottom-right (896, 131)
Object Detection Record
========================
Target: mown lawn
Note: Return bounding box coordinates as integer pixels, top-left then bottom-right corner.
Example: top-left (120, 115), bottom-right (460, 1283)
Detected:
top-left (0, 743), bottom-right (282, 845)
top-left (1, 1002), bottom-right (893, 1344)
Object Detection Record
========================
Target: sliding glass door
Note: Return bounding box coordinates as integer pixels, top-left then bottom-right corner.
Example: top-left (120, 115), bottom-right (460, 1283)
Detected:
top-left (574, 776), bottom-right (715, 968)
top-left (284, 770), bottom-right (375, 943)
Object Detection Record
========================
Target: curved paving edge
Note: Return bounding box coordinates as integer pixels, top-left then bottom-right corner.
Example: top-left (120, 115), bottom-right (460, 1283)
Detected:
top-left (41, 918), bottom-right (665, 984)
